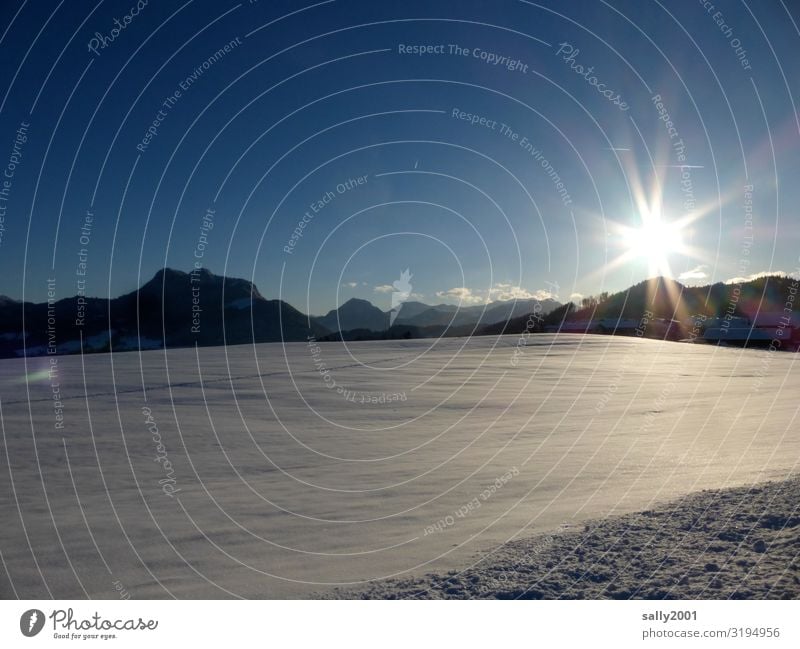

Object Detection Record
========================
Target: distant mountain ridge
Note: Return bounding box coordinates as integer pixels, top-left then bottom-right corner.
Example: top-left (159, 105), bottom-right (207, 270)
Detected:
top-left (565, 275), bottom-right (798, 323)
top-left (393, 297), bottom-right (562, 328)
top-left (490, 275), bottom-right (800, 346)
top-left (319, 296), bottom-right (562, 332)
top-left (4, 270), bottom-right (791, 359)
top-left (0, 268), bottom-right (329, 359)
top-left (0, 269), bottom-right (561, 358)
top-left (317, 298), bottom-right (389, 332)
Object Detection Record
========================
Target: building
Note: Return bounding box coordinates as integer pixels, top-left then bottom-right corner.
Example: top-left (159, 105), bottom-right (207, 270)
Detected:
top-left (701, 312), bottom-right (800, 348)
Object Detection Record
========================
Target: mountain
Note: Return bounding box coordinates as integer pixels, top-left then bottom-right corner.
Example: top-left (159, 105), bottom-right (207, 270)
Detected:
top-left (323, 274), bottom-right (800, 346)
top-left (392, 303), bottom-right (458, 327)
top-left (394, 297), bottom-right (562, 328)
top-left (0, 268), bottom-right (329, 359)
top-left (388, 300), bottom-right (436, 321)
top-left (567, 276), bottom-right (689, 322)
top-left (314, 296), bottom-right (562, 334)
top-left (4, 271), bottom-right (793, 359)
top-left (480, 297), bottom-right (562, 326)
top-left (118, 268), bottom-right (329, 348)
top-left (0, 295), bottom-right (21, 308)
top-left (317, 298), bottom-right (389, 332)
top-left (560, 274), bottom-right (800, 342)
top-left (565, 275), bottom-right (772, 322)
top-left (0, 276), bottom-right (563, 358)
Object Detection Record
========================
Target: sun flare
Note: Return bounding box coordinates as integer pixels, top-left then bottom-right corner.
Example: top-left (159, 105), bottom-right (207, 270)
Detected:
top-left (623, 215), bottom-right (684, 266)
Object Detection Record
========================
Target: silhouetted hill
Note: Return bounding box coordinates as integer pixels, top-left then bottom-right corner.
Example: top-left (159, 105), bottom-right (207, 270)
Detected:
top-left (475, 274), bottom-right (799, 343)
top-left (568, 275), bottom-right (798, 323)
top-left (317, 298), bottom-right (388, 332)
top-left (477, 301), bottom-right (577, 335)
top-left (390, 300), bottom-right (434, 321)
top-left (0, 295), bottom-right (22, 308)
top-left (0, 268), bottom-right (329, 358)
top-left (394, 297), bottom-right (561, 328)
top-left (3, 272), bottom-right (795, 359)
top-left (315, 295), bottom-right (561, 333)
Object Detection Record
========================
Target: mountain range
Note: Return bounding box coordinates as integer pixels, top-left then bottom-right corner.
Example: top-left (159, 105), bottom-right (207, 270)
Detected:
top-left (0, 269), bottom-right (561, 358)
top-left (3, 269), bottom-right (794, 359)
top-left (316, 296), bottom-right (562, 333)
top-left (566, 274), bottom-right (798, 324)
top-left (0, 269), bottom-right (328, 359)
top-left (491, 274), bottom-right (800, 342)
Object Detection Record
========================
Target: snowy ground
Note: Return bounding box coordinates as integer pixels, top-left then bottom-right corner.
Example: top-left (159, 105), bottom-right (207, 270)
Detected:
top-left (1, 334), bottom-right (798, 599)
top-left (332, 476), bottom-right (800, 599)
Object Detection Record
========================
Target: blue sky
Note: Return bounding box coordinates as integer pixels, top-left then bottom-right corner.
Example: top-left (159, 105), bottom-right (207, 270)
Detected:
top-left (0, 0), bottom-right (798, 313)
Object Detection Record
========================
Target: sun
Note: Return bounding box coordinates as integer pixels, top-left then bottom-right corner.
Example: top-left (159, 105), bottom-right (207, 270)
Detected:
top-left (619, 212), bottom-right (686, 278)
top-left (581, 147), bottom-right (718, 289)
top-left (595, 202), bottom-right (705, 284)
top-left (623, 215), bottom-right (684, 266)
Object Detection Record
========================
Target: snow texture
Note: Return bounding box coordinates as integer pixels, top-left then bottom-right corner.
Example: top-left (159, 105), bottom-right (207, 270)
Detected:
top-left (0, 334), bottom-right (797, 598)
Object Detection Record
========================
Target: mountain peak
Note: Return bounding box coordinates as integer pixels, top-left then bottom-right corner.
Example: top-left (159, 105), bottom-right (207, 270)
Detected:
top-left (139, 267), bottom-right (263, 301)
top-left (341, 297), bottom-right (374, 307)
top-left (151, 267), bottom-right (187, 282)
top-left (319, 297), bottom-right (388, 333)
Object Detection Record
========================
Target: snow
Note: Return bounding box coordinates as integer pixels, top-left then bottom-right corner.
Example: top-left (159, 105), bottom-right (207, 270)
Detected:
top-left (0, 334), bottom-right (798, 598)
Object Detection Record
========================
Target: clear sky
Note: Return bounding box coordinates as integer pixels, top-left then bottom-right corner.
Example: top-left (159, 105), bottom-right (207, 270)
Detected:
top-left (0, 0), bottom-right (798, 314)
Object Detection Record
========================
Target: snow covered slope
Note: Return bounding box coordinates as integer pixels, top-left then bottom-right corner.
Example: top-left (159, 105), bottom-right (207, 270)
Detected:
top-left (1, 334), bottom-right (797, 598)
